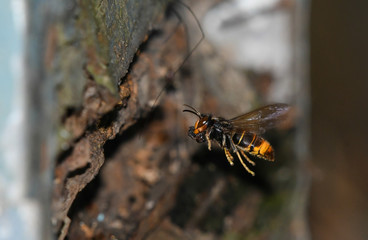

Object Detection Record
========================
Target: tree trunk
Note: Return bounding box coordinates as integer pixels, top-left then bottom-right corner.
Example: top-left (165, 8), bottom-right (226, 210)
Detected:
top-left (25, 0), bottom-right (310, 239)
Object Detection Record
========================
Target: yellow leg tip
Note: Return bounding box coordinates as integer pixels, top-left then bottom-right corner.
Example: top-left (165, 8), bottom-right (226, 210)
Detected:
top-left (240, 150), bottom-right (256, 166)
top-left (223, 148), bottom-right (234, 165)
top-left (236, 151), bottom-right (255, 176)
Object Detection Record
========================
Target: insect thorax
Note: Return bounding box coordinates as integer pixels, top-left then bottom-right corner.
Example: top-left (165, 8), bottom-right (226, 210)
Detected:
top-left (209, 125), bottom-right (223, 144)
top-left (208, 119), bottom-right (232, 148)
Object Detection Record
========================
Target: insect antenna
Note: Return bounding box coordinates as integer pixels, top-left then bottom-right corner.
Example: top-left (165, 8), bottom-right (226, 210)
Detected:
top-left (183, 104), bottom-right (201, 117)
top-left (169, 0), bottom-right (204, 78)
top-left (150, 0), bottom-right (205, 109)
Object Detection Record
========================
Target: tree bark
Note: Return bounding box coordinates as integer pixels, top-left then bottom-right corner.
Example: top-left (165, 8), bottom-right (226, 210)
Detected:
top-left (26, 0), bottom-right (309, 239)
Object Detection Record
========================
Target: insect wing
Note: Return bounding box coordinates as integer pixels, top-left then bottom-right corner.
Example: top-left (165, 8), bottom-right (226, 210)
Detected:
top-left (229, 104), bottom-right (291, 134)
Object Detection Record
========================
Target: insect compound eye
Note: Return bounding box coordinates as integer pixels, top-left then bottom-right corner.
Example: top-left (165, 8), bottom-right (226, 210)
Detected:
top-left (193, 116), bottom-right (209, 135)
top-left (198, 120), bottom-right (207, 127)
top-left (197, 116), bottom-right (209, 128)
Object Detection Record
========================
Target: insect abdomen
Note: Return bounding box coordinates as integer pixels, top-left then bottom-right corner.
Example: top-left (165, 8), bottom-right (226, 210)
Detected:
top-left (232, 132), bottom-right (275, 161)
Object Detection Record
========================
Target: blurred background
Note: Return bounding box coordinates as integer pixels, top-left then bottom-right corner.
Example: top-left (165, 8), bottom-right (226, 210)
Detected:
top-left (0, 0), bottom-right (367, 239)
top-left (309, 0), bottom-right (368, 239)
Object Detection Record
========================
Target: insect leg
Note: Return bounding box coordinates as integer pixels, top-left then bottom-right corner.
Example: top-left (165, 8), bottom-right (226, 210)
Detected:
top-left (239, 150), bottom-right (256, 166)
top-left (235, 151), bottom-right (255, 176)
top-left (223, 148), bottom-right (234, 166)
top-left (206, 137), bottom-right (212, 151)
top-left (205, 128), bottom-right (212, 151)
top-left (229, 136), bottom-right (255, 176)
top-left (222, 134), bottom-right (227, 148)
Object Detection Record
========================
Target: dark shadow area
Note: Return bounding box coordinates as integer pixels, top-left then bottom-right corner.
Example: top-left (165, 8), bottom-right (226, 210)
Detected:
top-left (67, 173), bottom-right (102, 222)
top-left (170, 144), bottom-right (278, 233)
top-left (66, 162), bottom-right (91, 179)
top-left (55, 145), bottom-right (74, 165)
top-left (192, 145), bottom-right (275, 193)
top-left (103, 107), bottom-right (164, 159)
top-left (97, 104), bottom-right (124, 129)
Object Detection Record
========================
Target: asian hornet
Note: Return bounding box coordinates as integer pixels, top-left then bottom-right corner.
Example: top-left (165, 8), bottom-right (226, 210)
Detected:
top-left (183, 104), bottom-right (291, 176)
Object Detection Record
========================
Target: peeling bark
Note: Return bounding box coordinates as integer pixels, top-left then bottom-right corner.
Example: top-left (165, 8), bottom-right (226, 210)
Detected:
top-left (27, 0), bottom-right (309, 239)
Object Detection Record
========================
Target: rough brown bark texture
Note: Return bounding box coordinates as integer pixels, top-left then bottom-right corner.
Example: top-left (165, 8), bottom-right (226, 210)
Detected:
top-left (39, 0), bottom-right (305, 239)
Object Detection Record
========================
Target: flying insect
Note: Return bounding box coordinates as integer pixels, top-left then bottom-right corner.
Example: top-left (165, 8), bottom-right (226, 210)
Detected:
top-left (183, 104), bottom-right (291, 176)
